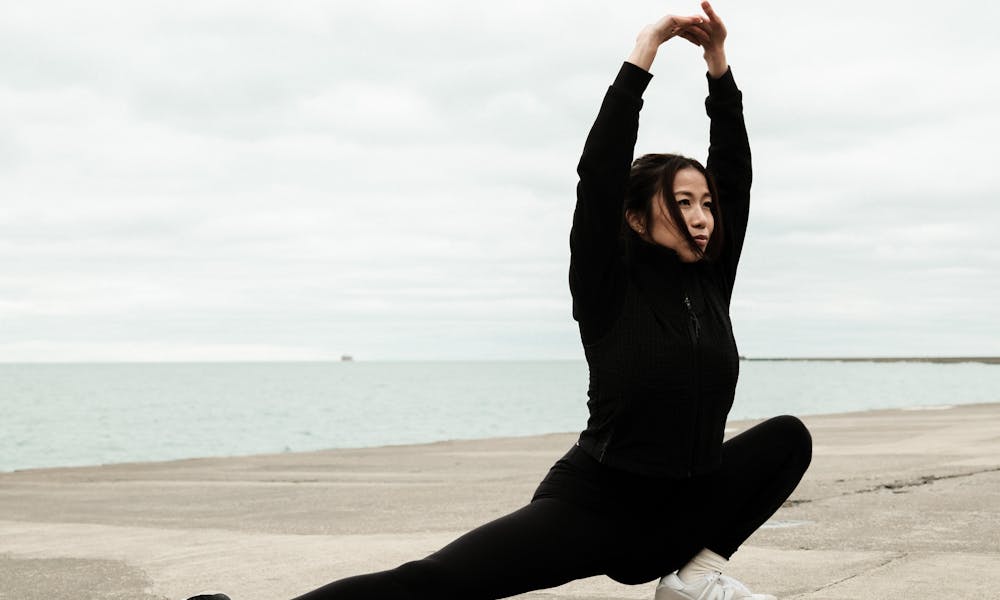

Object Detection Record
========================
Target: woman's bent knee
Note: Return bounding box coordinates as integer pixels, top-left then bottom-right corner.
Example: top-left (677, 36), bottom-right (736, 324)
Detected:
top-left (745, 415), bottom-right (812, 470)
top-left (770, 414), bottom-right (812, 469)
top-left (774, 414), bottom-right (811, 443)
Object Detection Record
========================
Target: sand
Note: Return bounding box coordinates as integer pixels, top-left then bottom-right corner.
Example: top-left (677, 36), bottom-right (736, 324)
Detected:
top-left (1, 403), bottom-right (998, 599)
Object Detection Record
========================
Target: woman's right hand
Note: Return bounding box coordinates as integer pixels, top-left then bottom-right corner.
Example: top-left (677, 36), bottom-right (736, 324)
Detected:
top-left (627, 13), bottom-right (704, 71)
top-left (637, 13), bottom-right (704, 48)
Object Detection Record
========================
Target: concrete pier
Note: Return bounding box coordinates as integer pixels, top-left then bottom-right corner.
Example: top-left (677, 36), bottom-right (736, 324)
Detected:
top-left (2, 403), bottom-right (998, 599)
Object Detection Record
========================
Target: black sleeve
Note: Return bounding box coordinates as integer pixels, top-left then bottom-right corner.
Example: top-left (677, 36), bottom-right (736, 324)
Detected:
top-left (704, 67), bottom-right (752, 296)
top-left (569, 62), bottom-right (651, 333)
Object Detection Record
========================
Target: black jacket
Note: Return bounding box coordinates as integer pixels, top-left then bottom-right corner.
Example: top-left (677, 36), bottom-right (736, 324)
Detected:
top-left (570, 62), bottom-right (752, 477)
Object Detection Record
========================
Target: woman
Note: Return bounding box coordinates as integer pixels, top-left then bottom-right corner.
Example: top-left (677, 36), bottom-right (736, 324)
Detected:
top-left (190, 3), bottom-right (811, 599)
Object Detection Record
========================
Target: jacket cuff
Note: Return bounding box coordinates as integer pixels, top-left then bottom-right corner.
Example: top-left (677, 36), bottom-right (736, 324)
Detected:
top-left (615, 61), bottom-right (654, 98)
top-left (706, 65), bottom-right (739, 98)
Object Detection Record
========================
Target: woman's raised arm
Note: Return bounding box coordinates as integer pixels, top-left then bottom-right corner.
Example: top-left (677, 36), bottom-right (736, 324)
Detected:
top-left (569, 13), bottom-right (703, 333)
top-left (683, 2), bottom-right (752, 292)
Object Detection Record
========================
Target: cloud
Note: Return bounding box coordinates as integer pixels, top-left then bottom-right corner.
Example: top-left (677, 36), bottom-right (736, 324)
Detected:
top-left (1, 0), bottom-right (999, 361)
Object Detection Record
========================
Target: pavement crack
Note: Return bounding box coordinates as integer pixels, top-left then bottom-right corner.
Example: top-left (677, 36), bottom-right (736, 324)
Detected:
top-left (784, 466), bottom-right (1000, 506)
top-left (782, 498), bottom-right (810, 507)
top-left (850, 466), bottom-right (1000, 496)
top-left (791, 551), bottom-right (907, 598)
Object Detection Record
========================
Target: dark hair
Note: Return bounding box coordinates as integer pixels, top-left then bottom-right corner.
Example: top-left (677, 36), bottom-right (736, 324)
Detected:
top-left (623, 153), bottom-right (724, 261)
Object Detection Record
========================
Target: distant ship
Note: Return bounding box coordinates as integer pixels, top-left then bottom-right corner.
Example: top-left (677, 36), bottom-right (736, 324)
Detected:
top-left (340, 354), bottom-right (354, 362)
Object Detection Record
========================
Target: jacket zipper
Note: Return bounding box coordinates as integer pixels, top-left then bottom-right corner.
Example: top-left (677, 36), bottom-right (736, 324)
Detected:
top-left (684, 295), bottom-right (701, 342)
top-left (684, 292), bottom-right (701, 477)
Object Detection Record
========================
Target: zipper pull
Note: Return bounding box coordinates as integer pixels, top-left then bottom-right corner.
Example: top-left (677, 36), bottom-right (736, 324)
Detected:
top-left (684, 295), bottom-right (701, 341)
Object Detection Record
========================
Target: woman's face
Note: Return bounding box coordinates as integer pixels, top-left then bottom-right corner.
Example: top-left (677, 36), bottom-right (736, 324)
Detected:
top-left (641, 167), bottom-right (715, 262)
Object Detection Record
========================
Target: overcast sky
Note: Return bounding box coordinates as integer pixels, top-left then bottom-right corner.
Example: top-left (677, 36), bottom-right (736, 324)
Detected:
top-left (2, 0), bottom-right (998, 362)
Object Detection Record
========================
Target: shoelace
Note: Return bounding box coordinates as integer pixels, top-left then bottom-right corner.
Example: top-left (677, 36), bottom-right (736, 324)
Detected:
top-left (716, 574), bottom-right (771, 600)
top-left (695, 574), bottom-right (737, 600)
top-left (718, 574), bottom-right (752, 593)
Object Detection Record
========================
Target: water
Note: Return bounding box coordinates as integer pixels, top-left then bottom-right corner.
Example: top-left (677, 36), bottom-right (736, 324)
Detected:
top-left (2, 360), bottom-right (998, 472)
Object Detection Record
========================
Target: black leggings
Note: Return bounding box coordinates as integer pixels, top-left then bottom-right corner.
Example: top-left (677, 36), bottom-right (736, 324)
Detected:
top-left (292, 415), bottom-right (812, 600)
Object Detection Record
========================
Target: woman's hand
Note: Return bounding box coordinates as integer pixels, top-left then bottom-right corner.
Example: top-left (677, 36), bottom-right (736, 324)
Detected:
top-left (678, 1), bottom-right (729, 78)
top-left (638, 13), bottom-right (705, 47)
top-left (626, 13), bottom-right (704, 72)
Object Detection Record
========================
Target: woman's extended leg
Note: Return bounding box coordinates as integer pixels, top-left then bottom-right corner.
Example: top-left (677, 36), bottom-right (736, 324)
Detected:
top-left (290, 497), bottom-right (616, 600)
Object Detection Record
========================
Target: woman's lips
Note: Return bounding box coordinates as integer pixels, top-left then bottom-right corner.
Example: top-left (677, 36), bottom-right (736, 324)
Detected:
top-left (694, 235), bottom-right (708, 247)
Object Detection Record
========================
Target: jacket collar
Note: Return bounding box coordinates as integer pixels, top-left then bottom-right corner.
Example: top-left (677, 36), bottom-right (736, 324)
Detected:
top-left (624, 232), bottom-right (684, 270)
top-left (624, 233), bottom-right (705, 325)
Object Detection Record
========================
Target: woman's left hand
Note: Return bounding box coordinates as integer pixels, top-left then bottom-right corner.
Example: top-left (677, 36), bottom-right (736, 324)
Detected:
top-left (679, 1), bottom-right (729, 78)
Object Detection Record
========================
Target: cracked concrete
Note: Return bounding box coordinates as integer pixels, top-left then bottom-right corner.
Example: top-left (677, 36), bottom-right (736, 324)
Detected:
top-left (1, 403), bottom-right (998, 599)
top-left (787, 465), bottom-right (1000, 502)
top-left (796, 551), bottom-right (908, 597)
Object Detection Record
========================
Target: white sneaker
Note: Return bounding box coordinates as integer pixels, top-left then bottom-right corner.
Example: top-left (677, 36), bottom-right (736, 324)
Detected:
top-left (655, 571), bottom-right (777, 600)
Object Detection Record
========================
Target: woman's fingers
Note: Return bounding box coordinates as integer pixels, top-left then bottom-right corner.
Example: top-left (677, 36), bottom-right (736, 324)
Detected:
top-left (701, 1), bottom-right (723, 25)
top-left (689, 21), bottom-right (712, 36)
top-left (673, 14), bottom-right (703, 26)
top-left (697, 2), bottom-right (727, 41)
top-left (679, 30), bottom-right (702, 47)
top-left (669, 14), bottom-right (703, 35)
top-left (639, 11), bottom-right (715, 48)
top-left (689, 17), bottom-right (726, 45)
top-left (683, 25), bottom-right (711, 45)
top-left (644, 14), bottom-right (702, 44)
